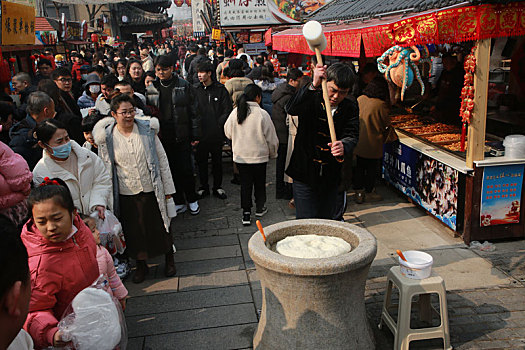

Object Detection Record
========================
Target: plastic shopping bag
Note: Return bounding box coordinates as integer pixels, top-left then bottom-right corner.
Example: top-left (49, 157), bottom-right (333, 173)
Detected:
top-left (58, 275), bottom-right (127, 350)
top-left (91, 209), bottom-right (126, 255)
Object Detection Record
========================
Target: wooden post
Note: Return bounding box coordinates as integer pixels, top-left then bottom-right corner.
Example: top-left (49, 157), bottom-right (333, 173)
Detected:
top-left (466, 39), bottom-right (490, 168)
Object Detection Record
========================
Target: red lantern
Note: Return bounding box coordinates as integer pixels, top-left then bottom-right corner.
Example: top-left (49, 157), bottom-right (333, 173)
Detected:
top-left (91, 33), bottom-right (99, 43)
top-left (184, 0), bottom-right (191, 6)
top-left (101, 35), bottom-right (108, 41)
top-left (173, 0), bottom-right (184, 6)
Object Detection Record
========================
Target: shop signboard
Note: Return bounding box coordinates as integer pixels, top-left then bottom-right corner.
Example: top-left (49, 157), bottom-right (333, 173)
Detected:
top-left (212, 28), bottom-right (221, 40)
top-left (192, 0), bottom-right (206, 37)
top-left (245, 42), bottom-right (266, 55)
top-left (480, 164), bottom-right (523, 226)
top-left (383, 142), bottom-right (459, 231)
top-left (1, 1), bottom-right (35, 45)
top-left (36, 30), bottom-right (58, 45)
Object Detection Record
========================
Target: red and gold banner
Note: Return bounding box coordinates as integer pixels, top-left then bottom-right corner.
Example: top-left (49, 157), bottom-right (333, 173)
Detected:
top-left (264, 28), bottom-right (272, 46)
top-left (331, 29), bottom-right (360, 57)
top-left (273, 32), bottom-right (332, 56)
top-left (272, 2), bottom-right (525, 57)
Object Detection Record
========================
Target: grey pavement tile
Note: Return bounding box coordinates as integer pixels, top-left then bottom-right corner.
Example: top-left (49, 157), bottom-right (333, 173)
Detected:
top-left (126, 285), bottom-right (253, 316)
top-left (175, 257), bottom-right (245, 276)
top-left (174, 245), bottom-right (242, 263)
top-left (127, 303), bottom-right (258, 337)
top-left (127, 337), bottom-right (144, 350)
top-left (174, 214), bottom-right (230, 233)
top-left (125, 276), bottom-right (178, 297)
top-left (143, 323), bottom-right (257, 350)
top-left (174, 235), bottom-right (239, 250)
top-left (178, 270), bottom-right (249, 291)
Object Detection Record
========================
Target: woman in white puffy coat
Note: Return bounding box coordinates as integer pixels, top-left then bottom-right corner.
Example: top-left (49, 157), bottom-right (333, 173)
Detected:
top-left (32, 118), bottom-right (112, 218)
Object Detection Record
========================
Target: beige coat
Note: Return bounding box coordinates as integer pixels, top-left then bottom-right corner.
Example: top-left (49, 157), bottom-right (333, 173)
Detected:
top-left (354, 95), bottom-right (391, 159)
top-left (225, 77), bottom-right (253, 107)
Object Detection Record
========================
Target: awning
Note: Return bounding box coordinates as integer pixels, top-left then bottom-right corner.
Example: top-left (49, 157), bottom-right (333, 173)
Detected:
top-left (35, 17), bottom-right (56, 31)
top-left (272, 1), bottom-right (525, 57)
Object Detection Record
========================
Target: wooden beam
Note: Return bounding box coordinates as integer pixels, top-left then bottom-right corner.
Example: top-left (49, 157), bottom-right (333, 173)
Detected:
top-left (466, 39), bottom-right (491, 168)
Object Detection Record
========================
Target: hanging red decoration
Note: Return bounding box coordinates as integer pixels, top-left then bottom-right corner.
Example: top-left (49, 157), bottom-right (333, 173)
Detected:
top-left (185, 0), bottom-right (191, 6)
top-left (173, 0), bottom-right (184, 6)
top-left (459, 46), bottom-right (477, 152)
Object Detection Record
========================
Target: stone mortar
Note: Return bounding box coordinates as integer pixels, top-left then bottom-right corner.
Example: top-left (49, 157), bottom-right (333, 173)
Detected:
top-left (249, 219), bottom-right (377, 350)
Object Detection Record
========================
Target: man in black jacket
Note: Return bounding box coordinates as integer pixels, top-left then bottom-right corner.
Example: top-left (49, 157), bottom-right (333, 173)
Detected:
top-left (285, 63), bottom-right (359, 219)
top-left (193, 61), bottom-right (233, 199)
top-left (271, 68), bottom-right (303, 200)
top-left (183, 45), bottom-right (198, 80)
top-left (9, 91), bottom-right (55, 169)
top-left (187, 47), bottom-right (210, 85)
top-left (146, 55), bottom-right (202, 215)
top-left (12, 72), bottom-right (37, 121)
top-left (51, 67), bottom-right (82, 118)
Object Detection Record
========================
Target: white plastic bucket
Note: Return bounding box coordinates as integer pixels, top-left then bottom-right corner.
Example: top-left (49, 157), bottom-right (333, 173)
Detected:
top-left (398, 250), bottom-right (433, 279)
top-left (503, 135), bottom-right (525, 159)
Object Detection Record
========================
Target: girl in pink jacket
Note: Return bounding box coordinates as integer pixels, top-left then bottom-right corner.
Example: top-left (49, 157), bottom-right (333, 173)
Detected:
top-left (83, 215), bottom-right (128, 310)
top-left (20, 178), bottom-right (99, 349)
top-left (0, 141), bottom-right (32, 226)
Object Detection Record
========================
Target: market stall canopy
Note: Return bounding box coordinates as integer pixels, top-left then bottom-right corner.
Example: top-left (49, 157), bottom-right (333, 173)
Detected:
top-left (272, 1), bottom-right (525, 57)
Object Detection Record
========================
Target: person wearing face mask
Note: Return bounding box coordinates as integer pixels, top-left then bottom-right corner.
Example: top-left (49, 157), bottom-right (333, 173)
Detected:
top-left (32, 118), bottom-right (111, 219)
top-left (77, 73), bottom-right (101, 109)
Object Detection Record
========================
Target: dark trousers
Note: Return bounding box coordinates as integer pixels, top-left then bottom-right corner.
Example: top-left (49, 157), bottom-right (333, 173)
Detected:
top-left (237, 162), bottom-right (267, 212)
top-left (195, 140), bottom-right (223, 190)
top-left (293, 180), bottom-right (339, 219)
top-left (163, 141), bottom-right (198, 205)
top-left (275, 143), bottom-right (290, 197)
top-left (353, 156), bottom-right (381, 193)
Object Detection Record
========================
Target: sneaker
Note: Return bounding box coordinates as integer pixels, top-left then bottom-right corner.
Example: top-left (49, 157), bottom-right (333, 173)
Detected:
top-left (242, 212), bottom-right (251, 226)
top-left (255, 206), bottom-right (268, 217)
top-left (175, 204), bottom-right (187, 214)
top-left (213, 188), bottom-right (227, 199)
top-left (231, 175), bottom-right (241, 185)
top-left (188, 201), bottom-right (200, 215)
top-left (197, 187), bottom-right (210, 198)
top-left (364, 189), bottom-right (383, 202)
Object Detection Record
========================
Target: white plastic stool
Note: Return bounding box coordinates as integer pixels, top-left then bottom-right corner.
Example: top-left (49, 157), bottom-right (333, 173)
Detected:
top-left (378, 266), bottom-right (452, 350)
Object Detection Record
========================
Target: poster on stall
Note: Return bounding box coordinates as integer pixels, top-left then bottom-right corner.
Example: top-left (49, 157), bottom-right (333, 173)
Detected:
top-left (383, 142), bottom-right (459, 231)
top-left (480, 164), bottom-right (523, 227)
top-left (191, 0), bottom-right (206, 37)
top-left (1, 1), bottom-right (35, 45)
top-left (212, 28), bottom-right (221, 40)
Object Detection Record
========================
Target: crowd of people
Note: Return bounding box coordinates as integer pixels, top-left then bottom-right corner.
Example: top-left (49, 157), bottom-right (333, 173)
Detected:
top-left (0, 38), bottom-right (398, 350)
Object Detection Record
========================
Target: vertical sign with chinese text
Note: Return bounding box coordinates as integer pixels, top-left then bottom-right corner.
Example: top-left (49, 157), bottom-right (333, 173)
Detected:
top-left (2, 1), bottom-right (35, 45)
top-left (480, 164), bottom-right (523, 226)
top-left (192, 0), bottom-right (206, 37)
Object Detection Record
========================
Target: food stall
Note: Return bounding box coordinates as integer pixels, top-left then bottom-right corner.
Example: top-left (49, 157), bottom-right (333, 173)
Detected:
top-left (271, 1), bottom-right (525, 243)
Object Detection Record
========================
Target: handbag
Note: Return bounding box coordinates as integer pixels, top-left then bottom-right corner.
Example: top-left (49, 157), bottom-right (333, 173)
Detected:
top-left (383, 125), bottom-right (398, 143)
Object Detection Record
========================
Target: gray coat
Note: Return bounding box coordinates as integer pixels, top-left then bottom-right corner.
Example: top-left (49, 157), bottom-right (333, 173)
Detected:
top-left (93, 116), bottom-right (175, 231)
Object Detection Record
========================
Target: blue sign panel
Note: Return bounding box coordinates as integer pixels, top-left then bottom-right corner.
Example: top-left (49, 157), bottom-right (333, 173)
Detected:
top-left (480, 164), bottom-right (524, 226)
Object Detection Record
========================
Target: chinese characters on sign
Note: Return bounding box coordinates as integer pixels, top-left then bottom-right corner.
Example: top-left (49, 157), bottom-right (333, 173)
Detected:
top-left (2, 1), bottom-right (35, 45)
top-left (480, 164), bottom-right (523, 226)
top-left (219, 0), bottom-right (279, 26)
top-left (192, 0), bottom-right (206, 36)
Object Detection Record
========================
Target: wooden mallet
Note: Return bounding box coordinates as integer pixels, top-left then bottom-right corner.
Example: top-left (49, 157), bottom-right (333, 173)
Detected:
top-left (302, 21), bottom-right (339, 153)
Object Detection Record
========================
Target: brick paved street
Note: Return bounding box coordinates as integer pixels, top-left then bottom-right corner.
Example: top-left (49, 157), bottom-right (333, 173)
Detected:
top-left (124, 161), bottom-right (525, 349)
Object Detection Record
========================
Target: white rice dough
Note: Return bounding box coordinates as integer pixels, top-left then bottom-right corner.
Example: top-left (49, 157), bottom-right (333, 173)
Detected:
top-left (276, 234), bottom-right (351, 259)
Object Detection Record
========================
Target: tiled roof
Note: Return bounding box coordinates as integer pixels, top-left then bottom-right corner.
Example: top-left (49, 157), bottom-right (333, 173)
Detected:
top-left (118, 3), bottom-right (172, 26)
top-left (308, 0), bottom-right (473, 23)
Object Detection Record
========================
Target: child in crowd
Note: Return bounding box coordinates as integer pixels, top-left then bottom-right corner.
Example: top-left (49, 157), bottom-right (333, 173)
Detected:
top-left (81, 112), bottom-right (103, 155)
top-left (20, 178), bottom-right (99, 349)
top-left (83, 216), bottom-right (128, 310)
